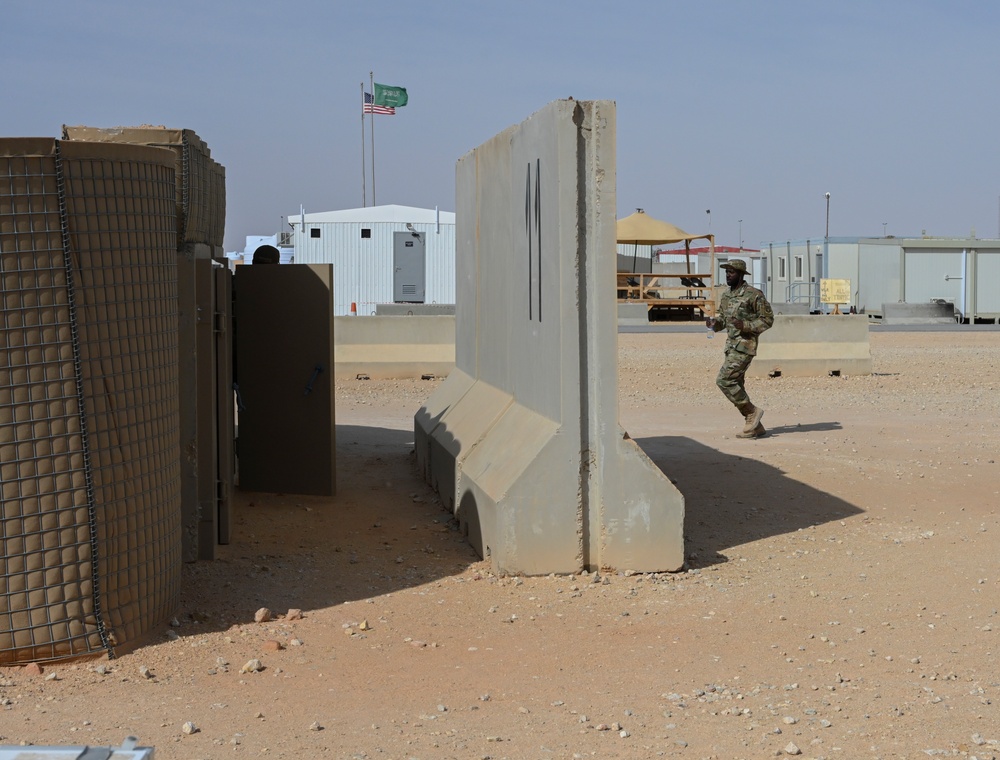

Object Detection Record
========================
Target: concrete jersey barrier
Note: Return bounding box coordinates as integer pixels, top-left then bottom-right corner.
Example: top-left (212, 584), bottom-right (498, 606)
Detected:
top-left (881, 301), bottom-right (956, 325)
top-left (334, 315), bottom-right (455, 379)
top-left (751, 314), bottom-right (872, 377)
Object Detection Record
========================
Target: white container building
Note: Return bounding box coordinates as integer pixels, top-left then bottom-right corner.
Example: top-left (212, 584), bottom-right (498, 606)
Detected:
top-left (288, 204), bottom-right (456, 316)
top-left (757, 236), bottom-right (1000, 321)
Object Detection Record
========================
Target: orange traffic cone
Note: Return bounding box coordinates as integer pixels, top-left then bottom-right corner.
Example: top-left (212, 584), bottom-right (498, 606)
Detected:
top-left (350, 302), bottom-right (357, 316)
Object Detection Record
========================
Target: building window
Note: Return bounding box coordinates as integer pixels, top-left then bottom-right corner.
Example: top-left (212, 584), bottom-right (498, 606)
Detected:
top-left (361, 228), bottom-right (372, 239)
top-left (794, 255), bottom-right (803, 279)
top-left (778, 257), bottom-right (787, 280)
top-left (310, 228), bottom-right (321, 238)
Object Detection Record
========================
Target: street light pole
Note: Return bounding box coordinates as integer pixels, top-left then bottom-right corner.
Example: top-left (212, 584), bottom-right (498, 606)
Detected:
top-left (825, 192), bottom-right (831, 239)
top-left (822, 192), bottom-right (831, 295)
top-left (738, 219), bottom-right (743, 252)
top-left (706, 209), bottom-right (711, 233)
top-left (883, 222), bottom-right (887, 237)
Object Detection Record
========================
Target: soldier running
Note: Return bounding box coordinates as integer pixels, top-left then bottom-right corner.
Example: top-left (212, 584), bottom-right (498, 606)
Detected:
top-left (706, 259), bottom-right (774, 438)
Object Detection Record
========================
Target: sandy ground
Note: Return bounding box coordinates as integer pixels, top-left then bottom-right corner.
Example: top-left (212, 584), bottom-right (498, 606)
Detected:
top-left (2, 329), bottom-right (999, 760)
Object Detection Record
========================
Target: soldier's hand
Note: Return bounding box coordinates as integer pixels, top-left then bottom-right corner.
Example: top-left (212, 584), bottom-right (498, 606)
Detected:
top-left (732, 318), bottom-right (745, 331)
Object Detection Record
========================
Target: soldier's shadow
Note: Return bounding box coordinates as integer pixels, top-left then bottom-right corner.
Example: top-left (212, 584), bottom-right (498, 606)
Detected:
top-left (635, 434), bottom-right (862, 569)
top-left (764, 421), bottom-right (842, 436)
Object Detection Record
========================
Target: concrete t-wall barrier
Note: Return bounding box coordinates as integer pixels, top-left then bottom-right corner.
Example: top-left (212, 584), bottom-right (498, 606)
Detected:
top-left (882, 302), bottom-right (956, 325)
top-left (751, 314), bottom-right (872, 377)
top-left (769, 302), bottom-right (812, 316)
top-left (415, 100), bottom-right (684, 575)
top-left (334, 315), bottom-right (455, 379)
top-left (617, 302), bottom-right (650, 326)
top-left (375, 304), bottom-right (456, 316)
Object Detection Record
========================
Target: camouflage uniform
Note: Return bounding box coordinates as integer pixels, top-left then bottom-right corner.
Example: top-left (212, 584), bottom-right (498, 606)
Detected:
top-left (712, 281), bottom-right (774, 414)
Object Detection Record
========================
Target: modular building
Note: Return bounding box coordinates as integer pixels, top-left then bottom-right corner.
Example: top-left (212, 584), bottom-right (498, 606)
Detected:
top-left (756, 236), bottom-right (1000, 322)
top-left (227, 234), bottom-right (295, 265)
top-left (288, 204), bottom-right (456, 316)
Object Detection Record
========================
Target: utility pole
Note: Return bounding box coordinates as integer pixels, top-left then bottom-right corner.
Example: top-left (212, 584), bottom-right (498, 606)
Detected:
top-left (825, 192), bottom-right (831, 239)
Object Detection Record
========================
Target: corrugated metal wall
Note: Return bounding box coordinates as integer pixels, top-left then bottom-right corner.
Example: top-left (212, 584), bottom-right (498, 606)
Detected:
top-left (293, 221), bottom-right (456, 316)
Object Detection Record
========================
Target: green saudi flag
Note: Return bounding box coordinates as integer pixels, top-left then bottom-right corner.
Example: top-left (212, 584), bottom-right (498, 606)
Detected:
top-left (373, 83), bottom-right (408, 108)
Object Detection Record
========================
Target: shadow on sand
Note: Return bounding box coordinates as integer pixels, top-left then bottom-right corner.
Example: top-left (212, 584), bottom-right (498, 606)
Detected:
top-left (175, 424), bottom-right (861, 641)
top-left (177, 424), bottom-right (474, 638)
top-left (635, 433), bottom-right (862, 570)
top-left (764, 421), bottom-right (842, 436)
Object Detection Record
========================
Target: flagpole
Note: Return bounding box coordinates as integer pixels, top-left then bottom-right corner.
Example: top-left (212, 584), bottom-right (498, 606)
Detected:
top-left (370, 70), bottom-right (376, 207)
top-left (360, 82), bottom-right (367, 207)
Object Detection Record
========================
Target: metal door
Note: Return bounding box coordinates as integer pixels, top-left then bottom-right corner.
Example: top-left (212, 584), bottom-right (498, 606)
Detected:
top-left (752, 258), bottom-right (767, 292)
top-left (393, 231), bottom-right (425, 303)
top-left (235, 264), bottom-right (336, 496)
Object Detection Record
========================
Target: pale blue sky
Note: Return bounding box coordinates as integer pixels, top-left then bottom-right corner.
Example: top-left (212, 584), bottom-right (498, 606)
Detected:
top-left (3, 0), bottom-right (998, 250)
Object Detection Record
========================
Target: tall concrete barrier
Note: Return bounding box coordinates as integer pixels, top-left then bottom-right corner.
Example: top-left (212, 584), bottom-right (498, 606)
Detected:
top-left (415, 100), bottom-right (684, 575)
top-left (751, 314), bottom-right (872, 377)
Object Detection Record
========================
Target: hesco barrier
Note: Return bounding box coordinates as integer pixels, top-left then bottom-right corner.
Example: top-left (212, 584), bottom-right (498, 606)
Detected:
top-left (63, 125), bottom-right (231, 562)
top-left (61, 126), bottom-right (225, 249)
top-left (1, 138), bottom-right (181, 664)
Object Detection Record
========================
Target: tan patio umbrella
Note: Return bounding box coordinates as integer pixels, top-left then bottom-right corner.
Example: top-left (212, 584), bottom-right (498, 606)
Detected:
top-left (616, 210), bottom-right (698, 245)
top-left (616, 210), bottom-right (708, 273)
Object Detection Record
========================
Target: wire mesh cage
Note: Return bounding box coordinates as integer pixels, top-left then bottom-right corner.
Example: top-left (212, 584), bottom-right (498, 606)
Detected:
top-left (1, 138), bottom-right (182, 664)
top-left (60, 126), bottom-right (226, 249)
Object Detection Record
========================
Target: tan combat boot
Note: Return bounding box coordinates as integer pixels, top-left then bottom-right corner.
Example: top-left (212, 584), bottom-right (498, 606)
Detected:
top-left (743, 405), bottom-right (764, 433)
top-left (736, 422), bottom-right (766, 439)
